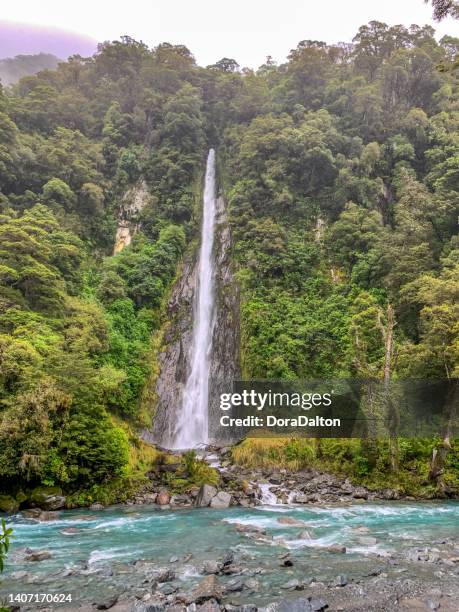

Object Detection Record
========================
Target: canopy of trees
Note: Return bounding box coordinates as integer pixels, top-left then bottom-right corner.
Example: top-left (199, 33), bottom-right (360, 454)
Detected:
top-left (0, 22), bottom-right (457, 498)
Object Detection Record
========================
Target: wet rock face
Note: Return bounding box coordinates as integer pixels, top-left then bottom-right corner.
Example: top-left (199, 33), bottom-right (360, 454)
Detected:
top-left (148, 251), bottom-right (197, 447)
top-left (149, 195), bottom-right (240, 448)
top-left (208, 196), bottom-right (240, 444)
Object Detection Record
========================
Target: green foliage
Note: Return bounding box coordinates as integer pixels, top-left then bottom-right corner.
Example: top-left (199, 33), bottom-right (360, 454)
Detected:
top-left (0, 24), bottom-right (457, 498)
top-left (163, 450), bottom-right (219, 492)
top-left (0, 519), bottom-right (13, 573)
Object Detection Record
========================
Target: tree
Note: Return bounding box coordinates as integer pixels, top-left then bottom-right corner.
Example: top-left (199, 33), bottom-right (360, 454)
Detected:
top-left (0, 519), bottom-right (13, 573)
top-left (426, 0), bottom-right (459, 21)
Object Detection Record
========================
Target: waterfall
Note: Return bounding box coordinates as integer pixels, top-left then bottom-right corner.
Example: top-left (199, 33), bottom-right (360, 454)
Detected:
top-left (171, 149), bottom-right (217, 449)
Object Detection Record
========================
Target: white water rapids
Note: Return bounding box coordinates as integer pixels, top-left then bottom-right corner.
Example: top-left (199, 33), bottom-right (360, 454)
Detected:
top-left (171, 149), bottom-right (217, 449)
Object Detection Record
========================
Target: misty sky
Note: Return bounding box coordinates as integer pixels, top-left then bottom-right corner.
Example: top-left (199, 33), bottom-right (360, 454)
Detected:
top-left (1, 0), bottom-right (458, 66)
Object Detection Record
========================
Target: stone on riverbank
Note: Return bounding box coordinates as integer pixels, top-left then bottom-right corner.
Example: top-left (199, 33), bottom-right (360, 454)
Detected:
top-left (210, 491), bottom-right (232, 508)
top-left (0, 494), bottom-right (19, 513)
top-left (189, 575), bottom-right (222, 604)
top-left (195, 485), bottom-right (218, 507)
top-left (157, 490), bottom-right (171, 505)
top-left (30, 486), bottom-right (66, 510)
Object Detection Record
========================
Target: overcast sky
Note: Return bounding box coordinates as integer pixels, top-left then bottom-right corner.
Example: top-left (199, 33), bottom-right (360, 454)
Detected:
top-left (1, 0), bottom-right (458, 67)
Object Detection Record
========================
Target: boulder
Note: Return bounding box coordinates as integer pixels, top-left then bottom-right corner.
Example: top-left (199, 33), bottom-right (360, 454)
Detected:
top-left (30, 486), bottom-right (66, 510)
top-left (42, 510), bottom-right (60, 521)
top-left (157, 490), bottom-right (171, 505)
top-left (352, 487), bottom-right (368, 500)
top-left (22, 508), bottom-right (43, 519)
top-left (332, 574), bottom-right (348, 587)
top-left (209, 491), bottom-right (232, 508)
top-left (95, 595), bottom-right (119, 609)
top-left (244, 578), bottom-right (260, 592)
top-left (132, 603), bottom-right (165, 612)
top-left (326, 545), bottom-right (346, 554)
top-left (202, 560), bottom-right (222, 575)
top-left (195, 485), bottom-right (217, 508)
top-left (189, 575), bottom-right (222, 604)
top-left (0, 494), bottom-right (19, 513)
top-left (25, 549), bottom-right (52, 562)
top-left (220, 550), bottom-right (234, 567)
top-left (89, 503), bottom-right (105, 510)
top-left (61, 528), bottom-right (79, 536)
top-left (380, 488), bottom-right (399, 500)
top-left (277, 517), bottom-right (307, 527)
top-left (293, 494), bottom-right (309, 504)
top-left (276, 597), bottom-right (328, 612)
top-left (196, 600), bottom-right (220, 612)
top-left (156, 568), bottom-right (176, 583)
top-left (225, 578), bottom-right (244, 592)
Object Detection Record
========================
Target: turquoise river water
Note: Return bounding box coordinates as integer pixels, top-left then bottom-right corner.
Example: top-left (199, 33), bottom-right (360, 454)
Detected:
top-left (1, 501), bottom-right (458, 609)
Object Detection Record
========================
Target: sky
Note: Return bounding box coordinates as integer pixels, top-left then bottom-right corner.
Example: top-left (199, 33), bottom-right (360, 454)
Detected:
top-left (1, 0), bottom-right (458, 66)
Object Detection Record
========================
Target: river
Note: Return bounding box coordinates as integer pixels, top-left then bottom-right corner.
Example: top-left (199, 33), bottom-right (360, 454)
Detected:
top-left (1, 501), bottom-right (458, 610)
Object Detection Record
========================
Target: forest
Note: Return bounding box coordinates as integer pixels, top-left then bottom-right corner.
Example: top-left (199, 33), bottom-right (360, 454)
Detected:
top-left (0, 19), bottom-right (458, 508)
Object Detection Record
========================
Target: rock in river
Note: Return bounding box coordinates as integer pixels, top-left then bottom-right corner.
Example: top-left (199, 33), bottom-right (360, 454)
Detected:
top-left (325, 544), bottom-right (346, 554)
top-left (25, 549), bottom-right (52, 562)
top-left (210, 491), bottom-right (232, 508)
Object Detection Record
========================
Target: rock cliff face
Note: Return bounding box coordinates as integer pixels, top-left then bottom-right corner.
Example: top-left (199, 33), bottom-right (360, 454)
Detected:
top-left (114, 180), bottom-right (150, 254)
top-left (148, 194), bottom-right (240, 448)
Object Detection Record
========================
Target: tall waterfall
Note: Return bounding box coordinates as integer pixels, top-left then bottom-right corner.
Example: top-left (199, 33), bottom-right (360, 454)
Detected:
top-left (171, 149), bottom-right (217, 449)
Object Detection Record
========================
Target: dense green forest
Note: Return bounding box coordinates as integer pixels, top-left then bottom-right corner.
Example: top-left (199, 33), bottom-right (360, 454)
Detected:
top-left (0, 21), bottom-right (458, 506)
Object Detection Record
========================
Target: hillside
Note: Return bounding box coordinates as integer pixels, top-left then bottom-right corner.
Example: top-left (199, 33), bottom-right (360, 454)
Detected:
top-left (0, 53), bottom-right (60, 86)
top-left (0, 24), bottom-right (458, 508)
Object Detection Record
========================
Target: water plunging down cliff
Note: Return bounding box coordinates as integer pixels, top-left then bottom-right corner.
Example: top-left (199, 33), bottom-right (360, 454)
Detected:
top-left (148, 149), bottom-right (240, 449)
top-left (170, 149), bottom-right (216, 448)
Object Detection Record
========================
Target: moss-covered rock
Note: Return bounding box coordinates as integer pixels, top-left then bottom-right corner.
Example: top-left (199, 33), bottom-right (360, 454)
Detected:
top-left (30, 486), bottom-right (66, 510)
top-left (0, 494), bottom-right (19, 513)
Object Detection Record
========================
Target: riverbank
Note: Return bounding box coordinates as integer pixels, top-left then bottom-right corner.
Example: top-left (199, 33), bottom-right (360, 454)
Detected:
top-left (2, 440), bottom-right (457, 519)
top-left (119, 442), bottom-right (459, 511)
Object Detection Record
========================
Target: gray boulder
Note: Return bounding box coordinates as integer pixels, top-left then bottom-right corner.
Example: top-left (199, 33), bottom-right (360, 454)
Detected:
top-left (30, 486), bottom-right (66, 510)
top-left (352, 487), bottom-right (368, 499)
top-left (25, 549), bottom-right (52, 562)
top-left (195, 485), bottom-right (218, 507)
top-left (209, 491), bottom-right (232, 508)
top-left (326, 544), bottom-right (346, 554)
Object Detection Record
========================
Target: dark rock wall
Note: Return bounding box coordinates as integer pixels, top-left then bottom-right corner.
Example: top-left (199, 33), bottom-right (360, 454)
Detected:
top-left (147, 194), bottom-right (239, 448)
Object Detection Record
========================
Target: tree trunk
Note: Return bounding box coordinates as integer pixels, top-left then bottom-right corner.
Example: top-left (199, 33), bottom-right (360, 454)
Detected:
top-left (361, 379), bottom-right (378, 469)
top-left (429, 380), bottom-right (458, 485)
top-left (383, 304), bottom-right (399, 472)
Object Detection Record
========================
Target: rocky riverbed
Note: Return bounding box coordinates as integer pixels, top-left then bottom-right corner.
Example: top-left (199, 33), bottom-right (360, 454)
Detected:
top-left (1, 449), bottom-right (459, 611)
top-left (2, 499), bottom-right (459, 611)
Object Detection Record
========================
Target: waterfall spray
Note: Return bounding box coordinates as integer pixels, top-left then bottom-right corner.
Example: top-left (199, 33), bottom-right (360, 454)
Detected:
top-left (171, 149), bottom-right (216, 449)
